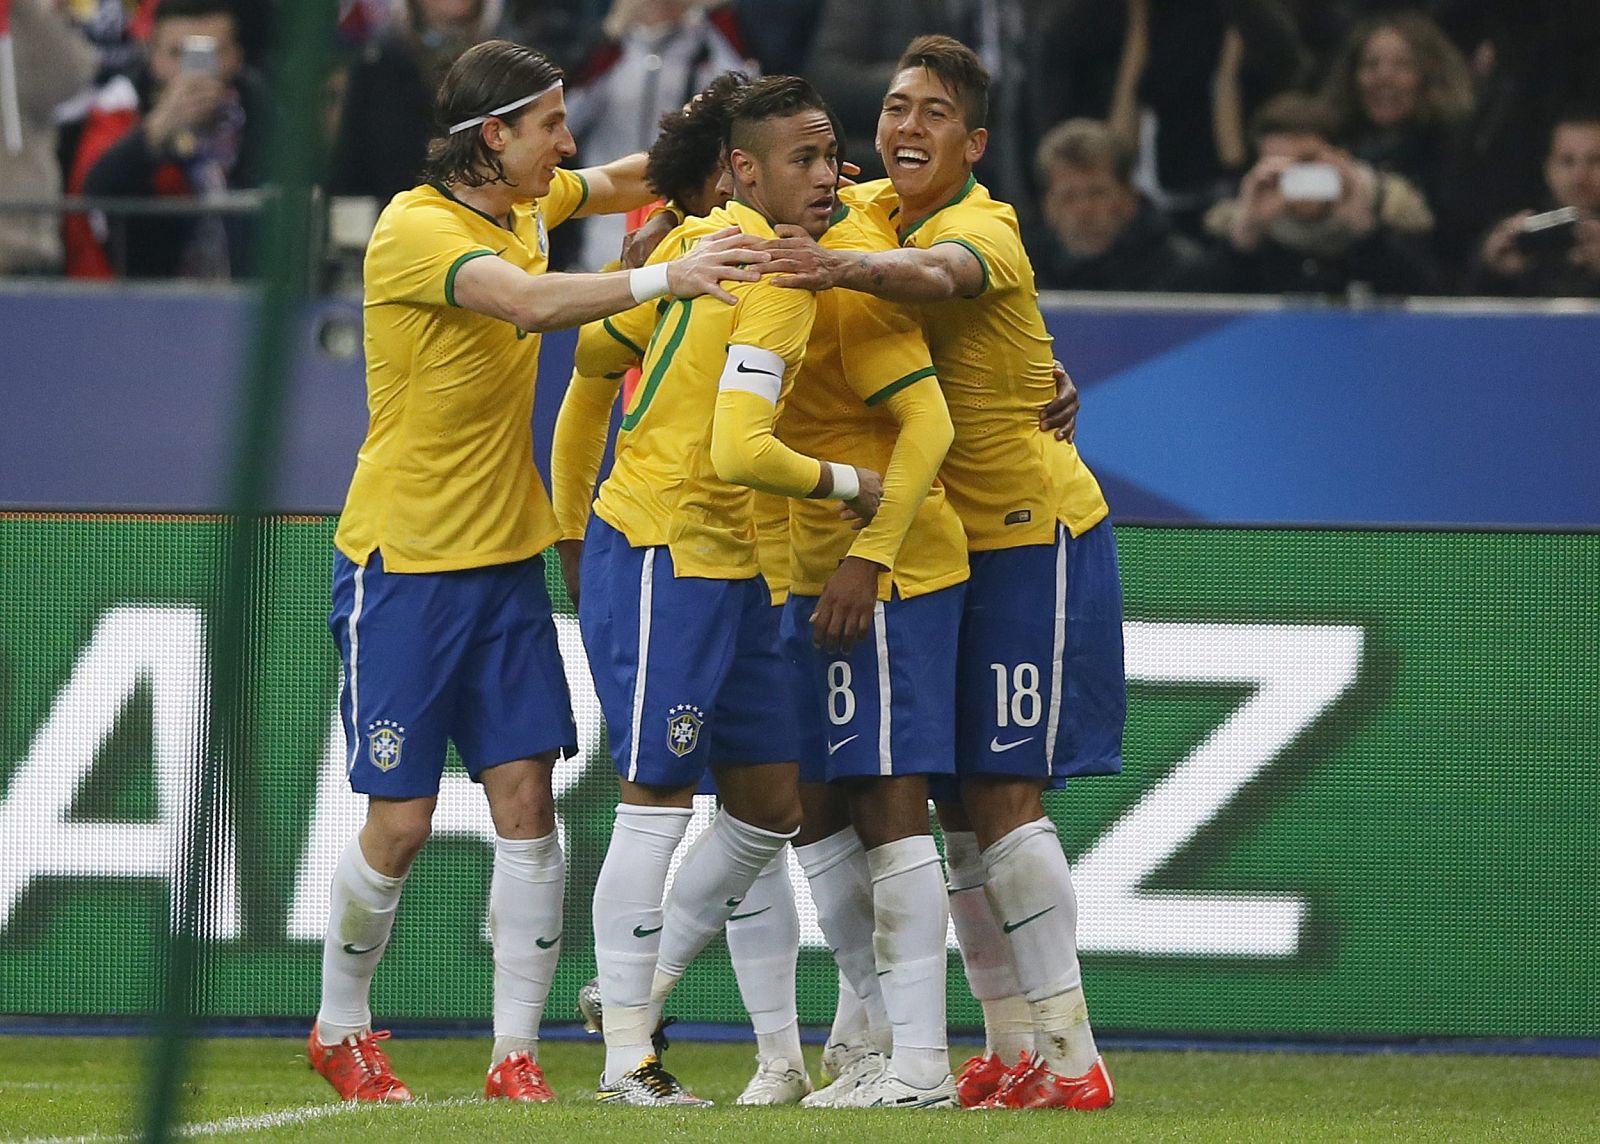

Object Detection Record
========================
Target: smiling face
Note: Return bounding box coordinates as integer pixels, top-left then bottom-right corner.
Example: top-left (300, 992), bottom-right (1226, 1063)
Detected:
top-left (729, 109), bottom-right (839, 237)
top-left (876, 66), bottom-right (986, 216)
top-left (493, 87), bottom-right (577, 199)
top-left (1356, 26), bottom-right (1422, 129)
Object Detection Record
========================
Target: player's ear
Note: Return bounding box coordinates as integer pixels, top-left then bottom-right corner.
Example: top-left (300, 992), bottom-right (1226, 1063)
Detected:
top-left (966, 126), bottom-right (989, 166)
top-left (481, 117), bottom-right (509, 154)
top-left (729, 147), bottom-right (757, 185)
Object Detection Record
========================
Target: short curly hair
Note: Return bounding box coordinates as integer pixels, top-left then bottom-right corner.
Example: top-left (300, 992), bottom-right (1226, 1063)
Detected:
top-left (645, 71), bottom-right (752, 206)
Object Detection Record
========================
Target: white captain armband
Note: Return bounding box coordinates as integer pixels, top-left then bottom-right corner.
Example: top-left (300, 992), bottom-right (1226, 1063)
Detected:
top-left (718, 343), bottom-right (786, 404)
top-left (629, 263), bottom-right (671, 304)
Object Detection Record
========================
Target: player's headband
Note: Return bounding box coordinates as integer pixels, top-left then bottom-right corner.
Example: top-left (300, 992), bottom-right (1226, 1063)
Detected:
top-left (447, 81), bottom-right (563, 135)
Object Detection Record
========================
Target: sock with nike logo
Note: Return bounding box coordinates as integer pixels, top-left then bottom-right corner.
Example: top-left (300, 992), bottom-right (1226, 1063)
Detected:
top-left (317, 834), bottom-right (407, 1043)
top-left (489, 830), bottom-right (564, 1067)
top-left (944, 830), bottom-right (1034, 1062)
top-left (982, 817), bottom-right (1099, 1076)
top-left (867, 834), bottom-right (951, 1089)
top-left (795, 827), bottom-right (891, 1053)
top-left (652, 811), bottom-right (798, 1028)
top-left (593, 803), bottom-right (693, 1083)
top-left (724, 850), bottom-right (804, 1067)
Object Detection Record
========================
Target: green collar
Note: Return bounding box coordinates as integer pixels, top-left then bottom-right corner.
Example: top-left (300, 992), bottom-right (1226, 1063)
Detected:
top-left (430, 180), bottom-right (514, 231)
top-left (897, 173), bottom-right (977, 240)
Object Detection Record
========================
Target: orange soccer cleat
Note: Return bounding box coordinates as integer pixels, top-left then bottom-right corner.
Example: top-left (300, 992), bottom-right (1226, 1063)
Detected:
top-left (485, 1050), bottom-right (556, 1102)
top-left (971, 1054), bottom-right (1114, 1111)
top-left (954, 1052), bottom-right (1011, 1108)
top-left (307, 1027), bottom-right (414, 1102)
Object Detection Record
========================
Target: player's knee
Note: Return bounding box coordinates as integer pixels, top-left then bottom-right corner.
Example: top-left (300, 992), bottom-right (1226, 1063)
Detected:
top-left (360, 810), bottom-right (433, 872)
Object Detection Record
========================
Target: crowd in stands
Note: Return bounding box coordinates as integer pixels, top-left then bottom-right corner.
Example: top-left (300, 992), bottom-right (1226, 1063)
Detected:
top-left (2, 0), bottom-right (1598, 298)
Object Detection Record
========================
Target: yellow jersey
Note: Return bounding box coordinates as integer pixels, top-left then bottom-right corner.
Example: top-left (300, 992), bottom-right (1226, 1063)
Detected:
top-left (335, 169), bottom-right (590, 571)
top-left (784, 188), bottom-right (967, 600)
top-left (881, 176), bottom-right (1109, 549)
top-left (582, 200), bottom-right (822, 580)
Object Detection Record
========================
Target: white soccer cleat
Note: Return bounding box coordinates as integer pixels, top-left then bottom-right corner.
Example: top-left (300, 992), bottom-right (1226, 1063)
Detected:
top-left (801, 1050), bottom-right (886, 1108)
top-left (833, 1068), bottom-right (959, 1109)
top-left (595, 1054), bottom-right (712, 1107)
top-left (735, 1057), bottom-right (813, 1105)
top-left (820, 1038), bottom-right (872, 1083)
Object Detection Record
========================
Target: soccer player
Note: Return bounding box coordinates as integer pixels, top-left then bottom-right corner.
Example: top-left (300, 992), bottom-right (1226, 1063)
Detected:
top-left (307, 39), bottom-right (785, 1105)
top-left (774, 36), bottom-right (1126, 1111)
top-left (553, 71), bottom-right (817, 1106)
top-left (779, 175), bottom-right (968, 1108)
top-left (575, 75), bottom-right (884, 1106)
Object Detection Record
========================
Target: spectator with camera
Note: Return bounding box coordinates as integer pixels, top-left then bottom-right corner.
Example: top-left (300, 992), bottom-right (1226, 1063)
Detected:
top-left (66, 0), bottom-right (267, 278)
top-left (1026, 118), bottom-right (1204, 291)
top-left (1194, 92), bottom-right (1440, 296)
top-left (1467, 112), bottom-right (1600, 297)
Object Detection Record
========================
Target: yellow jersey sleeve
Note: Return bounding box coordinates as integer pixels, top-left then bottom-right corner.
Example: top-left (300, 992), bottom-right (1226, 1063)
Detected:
top-left (539, 167), bottom-right (590, 228)
top-left (922, 201), bottom-right (1024, 295)
top-left (366, 197), bottom-right (498, 309)
top-left (575, 301), bottom-right (655, 378)
top-left (551, 368), bottom-right (621, 541)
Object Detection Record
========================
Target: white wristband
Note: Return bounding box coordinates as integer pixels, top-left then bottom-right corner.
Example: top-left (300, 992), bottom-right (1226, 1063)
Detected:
top-left (629, 263), bottom-right (671, 304)
top-left (827, 462), bottom-right (859, 500)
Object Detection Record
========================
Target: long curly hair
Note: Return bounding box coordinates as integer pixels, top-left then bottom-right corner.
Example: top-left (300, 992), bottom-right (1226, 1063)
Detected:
top-left (1323, 12), bottom-right (1473, 137)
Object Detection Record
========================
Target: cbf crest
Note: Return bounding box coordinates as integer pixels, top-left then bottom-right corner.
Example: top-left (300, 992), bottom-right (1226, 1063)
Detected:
top-left (535, 213), bottom-right (549, 256)
top-left (367, 719), bottom-right (407, 771)
top-left (666, 704), bottom-right (705, 758)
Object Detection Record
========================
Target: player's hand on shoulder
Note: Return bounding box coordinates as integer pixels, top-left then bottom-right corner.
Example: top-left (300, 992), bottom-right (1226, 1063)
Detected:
top-left (666, 226), bottom-right (770, 304)
top-left (840, 467), bottom-right (884, 526)
top-left (621, 210), bottom-right (679, 269)
top-left (768, 223), bottom-right (839, 291)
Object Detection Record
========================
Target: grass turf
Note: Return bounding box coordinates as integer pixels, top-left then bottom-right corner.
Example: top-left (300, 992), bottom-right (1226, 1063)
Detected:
top-left (2, 1035), bottom-right (1598, 1142)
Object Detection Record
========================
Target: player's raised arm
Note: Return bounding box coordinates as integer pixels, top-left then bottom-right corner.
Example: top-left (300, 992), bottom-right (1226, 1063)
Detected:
top-left (770, 223), bottom-right (986, 301)
top-left (570, 151), bottom-right (654, 218)
top-left (451, 226), bottom-right (779, 331)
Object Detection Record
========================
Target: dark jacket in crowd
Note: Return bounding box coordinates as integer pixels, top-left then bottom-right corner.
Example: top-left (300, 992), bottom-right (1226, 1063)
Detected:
top-left (1027, 199), bottom-right (1207, 291)
top-left (329, 27), bottom-right (437, 204)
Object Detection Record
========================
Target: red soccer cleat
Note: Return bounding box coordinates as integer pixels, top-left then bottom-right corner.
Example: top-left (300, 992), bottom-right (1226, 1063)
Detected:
top-left (972, 1054), bottom-right (1114, 1111)
top-left (954, 1052), bottom-right (1011, 1108)
top-left (485, 1050), bottom-right (556, 1102)
top-left (307, 1027), bottom-right (413, 1102)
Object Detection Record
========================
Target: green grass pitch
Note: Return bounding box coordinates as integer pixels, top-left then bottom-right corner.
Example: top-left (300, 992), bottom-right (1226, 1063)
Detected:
top-left (2, 1035), bottom-right (1598, 1142)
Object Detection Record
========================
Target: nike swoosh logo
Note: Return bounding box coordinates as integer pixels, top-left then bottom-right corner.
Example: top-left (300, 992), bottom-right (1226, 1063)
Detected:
top-left (990, 736), bottom-right (1034, 753)
top-left (341, 942), bottom-right (380, 956)
top-left (735, 360), bottom-right (779, 378)
top-left (632, 924), bottom-right (662, 938)
top-left (535, 933), bottom-right (561, 949)
top-left (827, 735), bottom-right (859, 755)
top-left (1002, 905), bottom-right (1057, 934)
top-left (728, 906), bottom-right (771, 921)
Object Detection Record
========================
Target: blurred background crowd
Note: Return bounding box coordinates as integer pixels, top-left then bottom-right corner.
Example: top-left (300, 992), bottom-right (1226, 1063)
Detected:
top-left (4, 0), bottom-right (1599, 298)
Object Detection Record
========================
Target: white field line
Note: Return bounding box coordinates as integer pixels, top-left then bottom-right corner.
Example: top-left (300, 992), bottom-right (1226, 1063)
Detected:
top-left (7, 1096), bottom-right (477, 1144)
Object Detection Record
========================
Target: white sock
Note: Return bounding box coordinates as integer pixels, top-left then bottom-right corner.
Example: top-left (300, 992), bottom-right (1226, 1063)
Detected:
top-left (944, 829), bottom-right (1033, 1061)
top-left (982, 817), bottom-right (1098, 1076)
top-left (488, 830), bottom-right (563, 1067)
top-left (795, 828), bottom-right (890, 1053)
top-left (652, 811), bottom-right (797, 1025)
top-left (829, 970), bottom-right (870, 1049)
top-left (592, 804), bottom-right (692, 1084)
top-left (724, 849), bottom-right (803, 1067)
top-left (317, 835), bottom-right (406, 1042)
top-left (866, 835), bottom-right (950, 1090)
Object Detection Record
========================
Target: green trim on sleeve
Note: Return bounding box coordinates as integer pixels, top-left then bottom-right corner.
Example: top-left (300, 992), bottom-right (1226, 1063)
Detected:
top-left (864, 365), bottom-right (937, 407)
top-left (573, 169), bottom-right (591, 214)
top-left (602, 316), bottom-right (646, 358)
top-left (444, 249), bottom-right (497, 307)
top-left (932, 237), bottom-right (989, 295)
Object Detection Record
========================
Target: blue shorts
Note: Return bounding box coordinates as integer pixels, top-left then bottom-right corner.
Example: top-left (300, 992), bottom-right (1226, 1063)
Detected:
top-left (578, 517), bottom-right (798, 788)
top-left (781, 584), bottom-right (964, 784)
top-left (329, 548), bottom-right (578, 798)
top-left (953, 519), bottom-right (1125, 789)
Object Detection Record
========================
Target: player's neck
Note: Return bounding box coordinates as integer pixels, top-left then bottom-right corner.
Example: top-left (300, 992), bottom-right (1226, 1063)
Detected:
top-left (895, 171), bottom-right (974, 234)
top-left (447, 181), bottom-right (519, 229)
